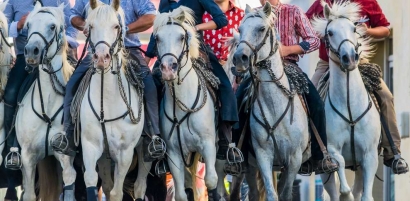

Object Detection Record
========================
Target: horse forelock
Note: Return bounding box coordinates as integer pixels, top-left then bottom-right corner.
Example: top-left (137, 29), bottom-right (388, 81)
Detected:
top-left (153, 6), bottom-right (200, 59)
top-left (312, 1), bottom-right (374, 60)
top-left (242, 7), bottom-right (276, 29)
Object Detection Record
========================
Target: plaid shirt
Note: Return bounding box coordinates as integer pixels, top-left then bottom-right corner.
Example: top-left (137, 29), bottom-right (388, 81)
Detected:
top-left (273, 3), bottom-right (320, 62)
top-left (202, 2), bottom-right (244, 61)
top-left (306, 0), bottom-right (390, 62)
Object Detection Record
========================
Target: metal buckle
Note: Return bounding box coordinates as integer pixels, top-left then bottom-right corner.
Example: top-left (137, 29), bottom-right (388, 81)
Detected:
top-left (5, 147), bottom-right (22, 170)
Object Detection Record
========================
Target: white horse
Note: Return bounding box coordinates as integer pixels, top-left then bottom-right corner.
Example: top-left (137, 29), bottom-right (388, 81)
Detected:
top-left (0, 0), bottom-right (13, 166)
top-left (232, 3), bottom-right (309, 201)
top-left (311, 1), bottom-right (380, 201)
top-left (80, 1), bottom-right (145, 200)
top-left (155, 7), bottom-right (223, 201)
top-left (16, 2), bottom-right (76, 201)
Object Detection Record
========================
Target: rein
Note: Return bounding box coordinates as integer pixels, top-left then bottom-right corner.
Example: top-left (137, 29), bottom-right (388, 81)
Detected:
top-left (325, 17), bottom-right (372, 170)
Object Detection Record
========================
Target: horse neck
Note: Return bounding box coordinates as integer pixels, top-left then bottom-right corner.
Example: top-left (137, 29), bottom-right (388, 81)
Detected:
top-left (328, 59), bottom-right (369, 109)
top-left (165, 58), bottom-right (199, 104)
top-left (255, 53), bottom-right (290, 95)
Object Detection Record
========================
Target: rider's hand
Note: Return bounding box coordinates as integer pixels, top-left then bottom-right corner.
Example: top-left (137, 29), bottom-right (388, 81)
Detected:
top-left (279, 45), bottom-right (290, 57)
top-left (17, 13), bottom-right (29, 31)
top-left (83, 28), bottom-right (89, 37)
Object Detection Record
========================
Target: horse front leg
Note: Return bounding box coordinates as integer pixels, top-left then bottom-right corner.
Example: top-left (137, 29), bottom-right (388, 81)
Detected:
top-left (55, 153), bottom-right (77, 201)
top-left (110, 146), bottom-right (134, 201)
top-left (352, 168), bottom-right (363, 201)
top-left (253, 140), bottom-right (277, 201)
top-left (134, 141), bottom-right (152, 200)
top-left (278, 150), bottom-right (302, 201)
top-left (82, 138), bottom-right (103, 201)
top-left (200, 139), bottom-right (219, 200)
top-left (246, 154), bottom-right (261, 201)
top-left (321, 173), bottom-right (338, 201)
top-left (20, 148), bottom-right (38, 201)
top-left (333, 152), bottom-right (353, 201)
top-left (360, 150), bottom-right (378, 201)
top-left (97, 157), bottom-right (114, 199)
top-left (167, 149), bottom-right (188, 201)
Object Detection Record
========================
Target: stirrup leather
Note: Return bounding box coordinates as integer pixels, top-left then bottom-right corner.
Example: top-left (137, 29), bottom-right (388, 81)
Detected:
top-left (148, 136), bottom-right (166, 159)
top-left (5, 147), bottom-right (22, 170)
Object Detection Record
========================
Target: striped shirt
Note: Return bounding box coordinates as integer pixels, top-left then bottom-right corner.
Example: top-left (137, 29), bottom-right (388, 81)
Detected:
top-left (4, 0), bottom-right (78, 55)
top-left (273, 3), bottom-right (319, 62)
top-left (71, 0), bottom-right (156, 47)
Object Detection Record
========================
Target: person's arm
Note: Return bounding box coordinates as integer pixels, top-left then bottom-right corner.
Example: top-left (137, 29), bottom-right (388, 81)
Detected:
top-left (365, 26), bottom-right (390, 38)
top-left (196, 0), bottom-right (227, 31)
top-left (365, 0), bottom-right (391, 39)
top-left (62, 0), bottom-right (79, 48)
top-left (281, 6), bottom-right (320, 57)
top-left (4, 0), bottom-right (22, 38)
top-left (129, 0), bottom-right (156, 34)
top-left (70, 0), bottom-right (86, 31)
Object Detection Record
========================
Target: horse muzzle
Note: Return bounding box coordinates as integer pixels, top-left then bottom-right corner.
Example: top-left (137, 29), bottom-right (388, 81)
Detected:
top-left (24, 43), bottom-right (42, 66)
top-left (160, 62), bottom-right (178, 81)
top-left (233, 49), bottom-right (251, 73)
top-left (92, 52), bottom-right (112, 69)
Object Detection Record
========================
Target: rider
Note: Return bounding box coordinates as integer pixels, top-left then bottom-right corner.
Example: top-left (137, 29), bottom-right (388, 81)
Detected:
top-left (145, 0), bottom-right (242, 169)
top-left (306, 0), bottom-right (409, 174)
top-left (3, 0), bottom-right (78, 168)
top-left (234, 0), bottom-right (339, 174)
top-left (50, 0), bottom-right (167, 162)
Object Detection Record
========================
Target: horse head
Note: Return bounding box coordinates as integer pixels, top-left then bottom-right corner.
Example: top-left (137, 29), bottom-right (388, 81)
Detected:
top-left (312, 0), bottom-right (372, 71)
top-left (153, 6), bottom-right (199, 81)
top-left (233, 2), bottom-right (279, 72)
top-left (86, 0), bottom-right (124, 70)
top-left (24, 1), bottom-right (66, 67)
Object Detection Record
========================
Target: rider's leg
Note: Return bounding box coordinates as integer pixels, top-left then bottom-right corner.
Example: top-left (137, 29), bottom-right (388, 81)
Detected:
top-left (4, 55), bottom-right (28, 168)
top-left (311, 59), bottom-right (329, 88)
top-left (302, 72), bottom-right (338, 174)
top-left (127, 48), bottom-right (165, 161)
top-left (374, 79), bottom-right (408, 174)
top-left (50, 54), bottom-right (92, 156)
top-left (207, 48), bottom-right (242, 162)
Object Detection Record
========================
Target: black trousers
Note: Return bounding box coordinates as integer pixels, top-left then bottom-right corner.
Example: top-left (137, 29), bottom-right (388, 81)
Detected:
top-left (233, 68), bottom-right (327, 160)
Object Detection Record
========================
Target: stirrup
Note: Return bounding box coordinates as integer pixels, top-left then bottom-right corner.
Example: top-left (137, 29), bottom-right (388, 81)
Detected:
top-left (226, 143), bottom-right (244, 164)
top-left (5, 147), bottom-right (22, 170)
top-left (391, 155), bottom-right (409, 174)
top-left (50, 132), bottom-right (69, 153)
top-left (298, 160), bottom-right (313, 176)
top-left (318, 155), bottom-right (339, 174)
top-left (155, 158), bottom-right (169, 176)
top-left (148, 136), bottom-right (166, 159)
top-left (223, 161), bottom-right (243, 176)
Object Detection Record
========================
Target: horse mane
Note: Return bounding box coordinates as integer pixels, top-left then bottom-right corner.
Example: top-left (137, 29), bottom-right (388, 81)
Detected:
top-left (311, 1), bottom-right (374, 59)
top-left (153, 6), bottom-right (200, 59)
top-left (26, 6), bottom-right (74, 82)
top-left (0, 4), bottom-right (10, 91)
top-left (85, 4), bottom-right (127, 68)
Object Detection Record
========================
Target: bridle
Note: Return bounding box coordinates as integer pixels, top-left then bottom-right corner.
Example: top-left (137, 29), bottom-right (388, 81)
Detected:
top-left (88, 14), bottom-right (124, 74)
top-left (155, 20), bottom-right (190, 82)
top-left (237, 14), bottom-right (279, 69)
top-left (324, 16), bottom-right (361, 72)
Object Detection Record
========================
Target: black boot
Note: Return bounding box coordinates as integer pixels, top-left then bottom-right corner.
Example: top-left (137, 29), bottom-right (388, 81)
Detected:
top-left (50, 130), bottom-right (77, 156)
top-left (217, 122), bottom-right (243, 163)
top-left (384, 157), bottom-right (409, 174)
top-left (143, 134), bottom-right (166, 162)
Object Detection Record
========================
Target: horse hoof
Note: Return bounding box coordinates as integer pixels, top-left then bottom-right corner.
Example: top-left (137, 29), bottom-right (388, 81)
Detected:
top-left (340, 193), bottom-right (354, 201)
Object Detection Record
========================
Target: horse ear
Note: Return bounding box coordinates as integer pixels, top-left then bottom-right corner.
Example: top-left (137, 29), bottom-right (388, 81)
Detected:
top-left (263, 2), bottom-right (272, 17)
top-left (0, 0), bottom-right (8, 12)
top-left (175, 10), bottom-right (186, 23)
top-left (57, 3), bottom-right (65, 13)
top-left (33, 0), bottom-right (42, 10)
top-left (245, 4), bottom-right (252, 14)
top-left (90, 0), bottom-right (97, 10)
top-left (323, 3), bottom-right (332, 19)
top-left (112, 0), bottom-right (120, 11)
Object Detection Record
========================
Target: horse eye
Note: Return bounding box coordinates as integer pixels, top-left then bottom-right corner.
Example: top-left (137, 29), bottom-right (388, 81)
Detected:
top-left (50, 25), bottom-right (56, 30)
top-left (259, 27), bottom-right (266, 32)
top-left (328, 31), bottom-right (334, 37)
top-left (353, 27), bottom-right (357, 33)
top-left (114, 25), bottom-right (120, 29)
top-left (26, 23), bottom-right (30, 29)
top-left (180, 35), bottom-right (185, 41)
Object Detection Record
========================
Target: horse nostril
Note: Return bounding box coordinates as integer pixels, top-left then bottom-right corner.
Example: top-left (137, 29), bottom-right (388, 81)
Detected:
top-left (104, 54), bottom-right (110, 60)
top-left (172, 63), bottom-right (178, 71)
top-left (342, 55), bottom-right (349, 64)
top-left (354, 53), bottom-right (359, 61)
top-left (93, 54), bottom-right (98, 60)
top-left (241, 55), bottom-right (248, 63)
top-left (34, 47), bottom-right (39, 55)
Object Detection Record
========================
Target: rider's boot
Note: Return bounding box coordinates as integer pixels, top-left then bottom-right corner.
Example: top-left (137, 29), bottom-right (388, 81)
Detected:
top-left (384, 157), bottom-right (409, 174)
top-left (314, 157), bottom-right (339, 174)
top-left (217, 122), bottom-right (243, 163)
top-left (143, 134), bottom-right (166, 162)
top-left (50, 130), bottom-right (77, 157)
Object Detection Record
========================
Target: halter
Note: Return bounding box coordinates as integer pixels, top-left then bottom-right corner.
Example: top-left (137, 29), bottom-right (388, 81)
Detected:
top-left (26, 10), bottom-right (64, 74)
top-left (155, 20), bottom-right (190, 82)
top-left (237, 14), bottom-right (279, 69)
top-left (324, 17), bottom-right (361, 72)
top-left (88, 14), bottom-right (124, 74)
